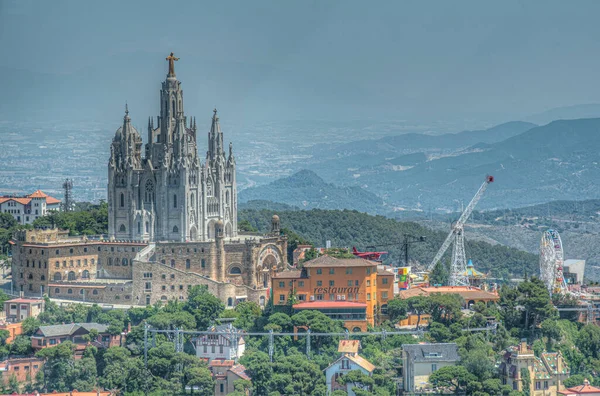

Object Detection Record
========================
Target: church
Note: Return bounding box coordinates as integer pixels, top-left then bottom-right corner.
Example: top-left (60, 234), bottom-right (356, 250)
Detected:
top-left (107, 52), bottom-right (237, 242)
top-left (11, 54), bottom-right (286, 308)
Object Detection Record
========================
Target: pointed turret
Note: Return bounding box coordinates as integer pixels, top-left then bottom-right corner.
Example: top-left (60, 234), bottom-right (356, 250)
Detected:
top-left (209, 108), bottom-right (224, 162)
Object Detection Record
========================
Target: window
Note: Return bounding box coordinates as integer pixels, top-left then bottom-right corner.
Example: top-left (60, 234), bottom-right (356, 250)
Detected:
top-left (162, 286), bottom-right (166, 291)
top-left (55, 261), bottom-right (59, 268)
top-left (347, 280), bottom-right (353, 287)
top-left (432, 364), bottom-right (437, 372)
top-left (382, 291), bottom-right (388, 299)
top-left (230, 267), bottom-right (242, 274)
top-left (367, 293), bottom-right (371, 300)
top-left (54, 288), bottom-right (60, 294)
top-left (366, 280), bottom-right (371, 287)
top-left (329, 268), bottom-right (335, 274)
top-left (316, 269), bottom-right (322, 275)
top-left (145, 282), bottom-right (152, 291)
top-left (279, 282), bottom-right (285, 288)
top-left (346, 268), bottom-right (352, 274)
top-left (122, 258), bottom-right (128, 266)
top-left (298, 294), bottom-right (306, 301)
top-left (173, 194), bottom-right (177, 208)
top-left (77, 259), bottom-right (81, 266)
top-left (82, 270), bottom-right (89, 279)
top-left (316, 294), bottom-right (324, 300)
top-left (67, 289), bottom-right (73, 294)
top-left (220, 384), bottom-right (224, 393)
top-left (41, 275), bottom-right (45, 281)
top-left (317, 281), bottom-right (322, 287)
top-left (170, 259), bottom-right (175, 268)
top-left (355, 280), bottom-right (359, 286)
top-left (55, 249), bottom-right (60, 254)
top-left (50, 339), bottom-right (57, 345)
top-left (513, 382), bottom-right (518, 390)
top-left (329, 294), bottom-right (335, 300)
top-left (329, 280), bottom-right (334, 287)
top-left (544, 381), bottom-right (548, 390)
top-left (298, 281), bottom-right (304, 287)
top-left (173, 225), bottom-right (178, 233)
top-left (186, 259), bottom-right (190, 269)
top-left (54, 273), bottom-right (61, 281)
top-left (80, 289), bottom-right (84, 295)
top-left (535, 382), bottom-right (541, 390)
top-left (170, 285), bottom-right (175, 291)
top-left (366, 268), bottom-right (371, 275)
top-left (170, 274), bottom-right (175, 279)
top-left (382, 277), bottom-right (388, 284)
top-left (93, 290), bottom-right (98, 295)
top-left (348, 293), bottom-right (353, 300)
top-left (120, 193), bottom-right (125, 207)
top-left (228, 297), bottom-right (233, 307)
top-left (201, 259), bottom-right (206, 268)
top-left (341, 359), bottom-right (349, 369)
top-left (138, 222), bottom-right (141, 234)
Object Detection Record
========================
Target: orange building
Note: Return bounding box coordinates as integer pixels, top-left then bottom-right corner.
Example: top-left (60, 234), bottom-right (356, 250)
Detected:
top-left (272, 256), bottom-right (394, 330)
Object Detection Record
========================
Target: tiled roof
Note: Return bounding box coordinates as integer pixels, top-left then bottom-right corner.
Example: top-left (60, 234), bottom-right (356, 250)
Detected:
top-left (46, 196), bottom-right (61, 204)
top-left (229, 364), bottom-right (251, 381)
top-left (533, 357), bottom-right (551, 379)
top-left (338, 339), bottom-right (360, 353)
top-left (399, 286), bottom-right (499, 301)
top-left (28, 190), bottom-right (49, 198)
top-left (273, 270), bottom-right (302, 279)
top-left (0, 197), bottom-right (32, 205)
top-left (5, 298), bottom-right (43, 304)
top-left (377, 268), bottom-right (394, 276)
top-left (559, 380), bottom-right (600, 395)
top-left (35, 323), bottom-right (108, 337)
top-left (209, 359), bottom-right (235, 367)
top-left (347, 354), bottom-right (376, 372)
top-left (303, 255), bottom-right (377, 268)
top-left (402, 343), bottom-right (460, 363)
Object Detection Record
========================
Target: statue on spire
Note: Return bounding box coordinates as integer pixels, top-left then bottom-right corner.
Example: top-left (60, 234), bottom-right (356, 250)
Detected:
top-left (166, 52), bottom-right (179, 76)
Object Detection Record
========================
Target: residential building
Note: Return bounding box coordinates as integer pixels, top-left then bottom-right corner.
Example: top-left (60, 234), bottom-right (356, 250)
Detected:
top-left (563, 259), bottom-right (586, 285)
top-left (272, 256), bottom-right (395, 330)
top-left (325, 339), bottom-right (375, 396)
top-left (31, 323), bottom-right (120, 357)
top-left (402, 343), bottom-right (460, 393)
top-left (0, 357), bottom-right (44, 387)
top-left (192, 324), bottom-right (245, 362)
top-left (559, 379), bottom-right (600, 395)
top-left (0, 322), bottom-right (23, 344)
top-left (499, 341), bottom-right (569, 395)
top-left (209, 359), bottom-right (251, 396)
top-left (0, 190), bottom-right (61, 225)
top-left (398, 285), bottom-right (499, 307)
top-left (4, 297), bottom-right (44, 323)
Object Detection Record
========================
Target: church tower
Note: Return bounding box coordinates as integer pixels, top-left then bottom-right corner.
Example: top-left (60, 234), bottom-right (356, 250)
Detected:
top-left (108, 53), bottom-right (237, 242)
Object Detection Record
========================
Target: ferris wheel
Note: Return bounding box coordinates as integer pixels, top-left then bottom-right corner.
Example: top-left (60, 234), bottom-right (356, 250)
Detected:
top-left (539, 229), bottom-right (567, 295)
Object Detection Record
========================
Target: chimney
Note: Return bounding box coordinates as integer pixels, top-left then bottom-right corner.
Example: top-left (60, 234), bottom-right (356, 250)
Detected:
top-left (520, 339), bottom-right (527, 354)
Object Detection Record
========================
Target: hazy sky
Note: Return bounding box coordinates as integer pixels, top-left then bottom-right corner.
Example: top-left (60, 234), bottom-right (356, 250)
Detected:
top-left (2, 0), bottom-right (600, 125)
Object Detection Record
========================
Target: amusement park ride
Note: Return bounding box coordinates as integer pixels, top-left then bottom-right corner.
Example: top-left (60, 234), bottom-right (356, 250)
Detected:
top-left (539, 229), bottom-right (568, 296)
top-left (428, 175), bottom-right (494, 286)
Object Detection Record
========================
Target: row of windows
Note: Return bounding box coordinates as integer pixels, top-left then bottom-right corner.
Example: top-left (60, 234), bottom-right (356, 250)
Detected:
top-left (53, 270), bottom-right (90, 281)
top-left (48, 246), bottom-right (140, 255)
top-left (160, 259), bottom-right (207, 268)
top-left (105, 258), bottom-right (129, 266)
top-left (54, 259), bottom-right (94, 268)
top-left (24, 260), bottom-right (47, 269)
top-left (161, 247), bottom-right (205, 254)
top-left (279, 291), bottom-right (389, 302)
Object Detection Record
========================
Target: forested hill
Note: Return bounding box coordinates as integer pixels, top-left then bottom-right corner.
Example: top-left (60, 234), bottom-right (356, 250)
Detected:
top-left (239, 208), bottom-right (537, 279)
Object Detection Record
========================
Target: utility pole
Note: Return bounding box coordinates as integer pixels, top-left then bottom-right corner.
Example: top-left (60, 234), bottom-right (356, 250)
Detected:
top-left (62, 179), bottom-right (74, 212)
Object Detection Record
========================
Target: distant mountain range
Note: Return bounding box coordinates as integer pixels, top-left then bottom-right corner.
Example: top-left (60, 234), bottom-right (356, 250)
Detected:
top-left (238, 169), bottom-right (386, 214)
top-left (523, 104), bottom-right (600, 126)
top-left (246, 118), bottom-right (600, 212)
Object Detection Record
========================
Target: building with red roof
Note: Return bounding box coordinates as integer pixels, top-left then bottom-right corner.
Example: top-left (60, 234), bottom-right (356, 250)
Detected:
top-left (0, 190), bottom-right (61, 225)
top-left (559, 379), bottom-right (600, 395)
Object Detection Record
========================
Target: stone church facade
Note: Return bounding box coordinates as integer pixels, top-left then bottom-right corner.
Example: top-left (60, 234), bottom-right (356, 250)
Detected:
top-left (108, 53), bottom-right (237, 242)
top-left (11, 55), bottom-right (286, 308)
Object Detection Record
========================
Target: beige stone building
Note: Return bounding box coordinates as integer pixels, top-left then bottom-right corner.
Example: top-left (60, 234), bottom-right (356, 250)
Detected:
top-left (10, 220), bottom-right (286, 308)
top-left (499, 341), bottom-right (569, 395)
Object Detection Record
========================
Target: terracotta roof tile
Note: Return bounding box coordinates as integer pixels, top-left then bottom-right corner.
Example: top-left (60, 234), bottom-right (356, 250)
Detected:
top-left (303, 255), bottom-right (377, 268)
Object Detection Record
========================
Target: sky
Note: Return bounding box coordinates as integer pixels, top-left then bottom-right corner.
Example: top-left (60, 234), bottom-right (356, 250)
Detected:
top-left (2, 0), bottom-right (600, 126)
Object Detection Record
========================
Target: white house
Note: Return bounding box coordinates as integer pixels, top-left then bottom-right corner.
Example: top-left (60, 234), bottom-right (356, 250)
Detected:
top-left (325, 340), bottom-right (376, 396)
top-left (0, 190), bottom-right (61, 225)
top-left (192, 324), bottom-right (245, 362)
top-left (402, 343), bottom-right (460, 393)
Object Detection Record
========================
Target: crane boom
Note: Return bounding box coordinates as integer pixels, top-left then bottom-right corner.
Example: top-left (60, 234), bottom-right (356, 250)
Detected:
top-left (427, 175), bottom-right (494, 271)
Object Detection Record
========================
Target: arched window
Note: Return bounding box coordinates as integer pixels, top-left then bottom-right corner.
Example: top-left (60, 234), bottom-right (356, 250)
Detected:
top-left (173, 226), bottom-right (178, 233)
top-left (120, 193), bottom-right (125, 207)
top-left (84, 259), bottom-right (88, 266)
top-left (80, 289), bottom-right (84, 295)
top-left (68, 271), bottom-right (76, 281)
top-left (185, 259), bottom-right (190, 269)
top-left (27, 274), bottom-right (33, 280)
top-left (54, 273), bottom-right (62, 281)
top-left (55, 261), bottom-right (59, 269)
top-left (173, 194), bottom-right (177, 208)
top-left (122, 258), bottom-right (128, 266)
top-left (82, 270), bottom-right (89, 279)
top-left (170, 259), bottom-right (175, 268)
top-left (190, 193), bottom-right (195, 206)
top-left (54, 288), bottom-right (60, 294)
top-left (230, 267), bottom-right (242, 275)
top-left (41, 275), bottom-right (45, 281)
top-left (93, 290), bottom-right (98, 295)
top-left (226, 191), bottom-right (230, 204)
top-left (138, 222), bottom-right (141, 234)
top-left (161, 295), bottom-right (168, 301)
top-left (227, 297), bottom-right (233, 307)
top-left (119, 224), bottom-right (126, 233)
top-left (108, 258), bottom-right (113, 266)
top-left (201, 259), bottom-right (206, 268)
top-left (145, 222), bottom-right (149, 233)
top-left (67, 289), bottom-right (73, 294)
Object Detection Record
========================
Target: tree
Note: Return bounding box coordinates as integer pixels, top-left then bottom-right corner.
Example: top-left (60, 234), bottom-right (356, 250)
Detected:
top-left (386, 298), bottom-right (408, 322)
top-left (429, 259), bottom-right (449, 286)
top-left (233, 301), bottom-right (262, 331)
top-left (406, 296), bottom-right (431, 329)
top-left (576, 324), bottom-right (600, 359)
top-left (21, 317), bottom-right (42, 336)
top-left (184, 286), bottom-right (224, 330)
top-left (240, 350), bottom-right (272, 395)
top-left (10, 335), bottom-right (33, 356)
top-left (185, 365), bottom-right (214, 396)
top-left (338, 370), bottom-right (374, 393)
top-left (517, 277), bottom-right (557, 331)
top-left (36, 342), bottom-right (77, 392)
top-left (429, 366), bottom-right (476, 394)
top-left (563, 374), bottom-right (586, 388)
